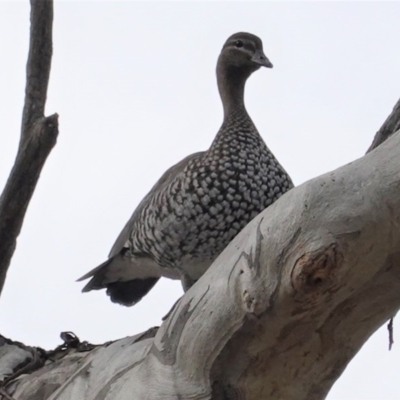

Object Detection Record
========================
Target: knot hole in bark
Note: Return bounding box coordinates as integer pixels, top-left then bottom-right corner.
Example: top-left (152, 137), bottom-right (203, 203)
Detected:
top-left (291, 244), bottom-right (342, 298)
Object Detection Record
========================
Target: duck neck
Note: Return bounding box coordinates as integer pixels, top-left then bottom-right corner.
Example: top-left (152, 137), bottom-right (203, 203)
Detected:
top-left (217, 62), bottom-right (250, 118)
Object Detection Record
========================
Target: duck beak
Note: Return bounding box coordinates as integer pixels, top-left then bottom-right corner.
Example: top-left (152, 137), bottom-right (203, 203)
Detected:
top-left (251, 50), bottom-right (273, 68)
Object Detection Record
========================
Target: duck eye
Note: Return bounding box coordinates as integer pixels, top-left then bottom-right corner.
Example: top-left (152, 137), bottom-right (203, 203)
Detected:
top-left (234, 40), bottom-right (244, 48)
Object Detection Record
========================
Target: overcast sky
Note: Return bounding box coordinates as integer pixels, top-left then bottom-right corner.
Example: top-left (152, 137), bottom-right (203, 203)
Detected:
top-left (1, 1), bottom-right (400, 399)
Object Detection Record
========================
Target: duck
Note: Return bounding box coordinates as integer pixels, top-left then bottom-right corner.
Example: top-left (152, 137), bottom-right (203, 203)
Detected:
top-left (78, 32), bottom-right (293, 306)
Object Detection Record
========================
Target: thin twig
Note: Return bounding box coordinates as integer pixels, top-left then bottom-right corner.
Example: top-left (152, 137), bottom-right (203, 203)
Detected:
top-left (388, 317), bottom-right (394, 350)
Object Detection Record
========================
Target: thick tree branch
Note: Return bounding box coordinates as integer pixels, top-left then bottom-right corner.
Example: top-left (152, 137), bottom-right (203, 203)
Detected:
top-left (0, 0), bottom-right (58, 298)
top-left (1, 2), bottom-right (400, 397)
top-left (3, 107), bottom-right (400, 399)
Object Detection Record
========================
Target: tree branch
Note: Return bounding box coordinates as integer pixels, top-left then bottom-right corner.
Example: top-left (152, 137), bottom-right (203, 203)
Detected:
top-left (2, 2), bottom-right (400, 398)
top-left (3, 105), bottom-right (400, 400)
top-left (0, 0), bottom-right (58, 298)
top-left (367, 97), bottom-right (400, 153)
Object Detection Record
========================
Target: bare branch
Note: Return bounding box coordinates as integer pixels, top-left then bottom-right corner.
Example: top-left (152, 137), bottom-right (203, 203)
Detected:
top-left (21, 0), bottom-right (54, 138)
top-left (367, 97), bottom-right (400, 152)
top-left (0, 0), bottom-right (58, 298)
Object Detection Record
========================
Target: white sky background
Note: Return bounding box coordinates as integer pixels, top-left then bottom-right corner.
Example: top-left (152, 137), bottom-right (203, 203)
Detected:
top-left (1, 1), bottom-right (400, 399)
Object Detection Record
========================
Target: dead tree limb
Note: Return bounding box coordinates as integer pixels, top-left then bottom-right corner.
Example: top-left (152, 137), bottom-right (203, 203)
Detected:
top-left (0, 0), bottom-right (58, 297)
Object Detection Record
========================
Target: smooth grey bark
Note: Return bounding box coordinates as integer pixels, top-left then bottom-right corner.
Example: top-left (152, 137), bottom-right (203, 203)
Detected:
top-left (0, 0), bottom-right (58, 297)
top-left (2, 118), bottom-right (400, 399)
top-left (367, 98), bottom-right (400, 153)
top-left (2, 0), bottom-right (400, 399)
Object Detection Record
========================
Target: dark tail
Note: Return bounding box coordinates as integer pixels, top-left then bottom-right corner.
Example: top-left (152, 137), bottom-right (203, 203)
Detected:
top-left (106, 278), bottom-right (159, 306)
top-left (77, 254), bottom-right (161, 306)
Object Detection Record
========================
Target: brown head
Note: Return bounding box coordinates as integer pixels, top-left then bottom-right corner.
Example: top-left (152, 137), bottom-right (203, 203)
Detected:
top-left (217, 32), bottom-right (272, 115)
top-left (218, 32), bottom-right (272, 72)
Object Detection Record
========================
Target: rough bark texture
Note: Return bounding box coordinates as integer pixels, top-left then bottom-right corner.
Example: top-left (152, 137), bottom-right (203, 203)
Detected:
top-left (0, 0), bottom-right (58, 296)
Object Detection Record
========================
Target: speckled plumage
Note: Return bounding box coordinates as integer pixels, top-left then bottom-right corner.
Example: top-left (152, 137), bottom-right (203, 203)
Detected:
top-left (78, 32), bottom-right (293, 306)
top-left (131, 109), bottom-right (292, 274)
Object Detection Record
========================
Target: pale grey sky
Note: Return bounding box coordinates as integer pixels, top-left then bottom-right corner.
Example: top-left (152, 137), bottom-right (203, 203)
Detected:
top-left (1, 1), bottom-right (400, 399)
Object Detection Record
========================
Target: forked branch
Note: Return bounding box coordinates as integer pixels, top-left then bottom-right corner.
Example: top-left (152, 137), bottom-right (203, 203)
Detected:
top-left (0, 0), bottom-right (58, 298)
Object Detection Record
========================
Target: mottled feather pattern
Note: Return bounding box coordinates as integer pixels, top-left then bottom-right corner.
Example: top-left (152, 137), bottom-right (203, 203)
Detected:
top-left (78, 32), bottom-right (294, 306)
top-left (129, 109), bottom-right (293, 277)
